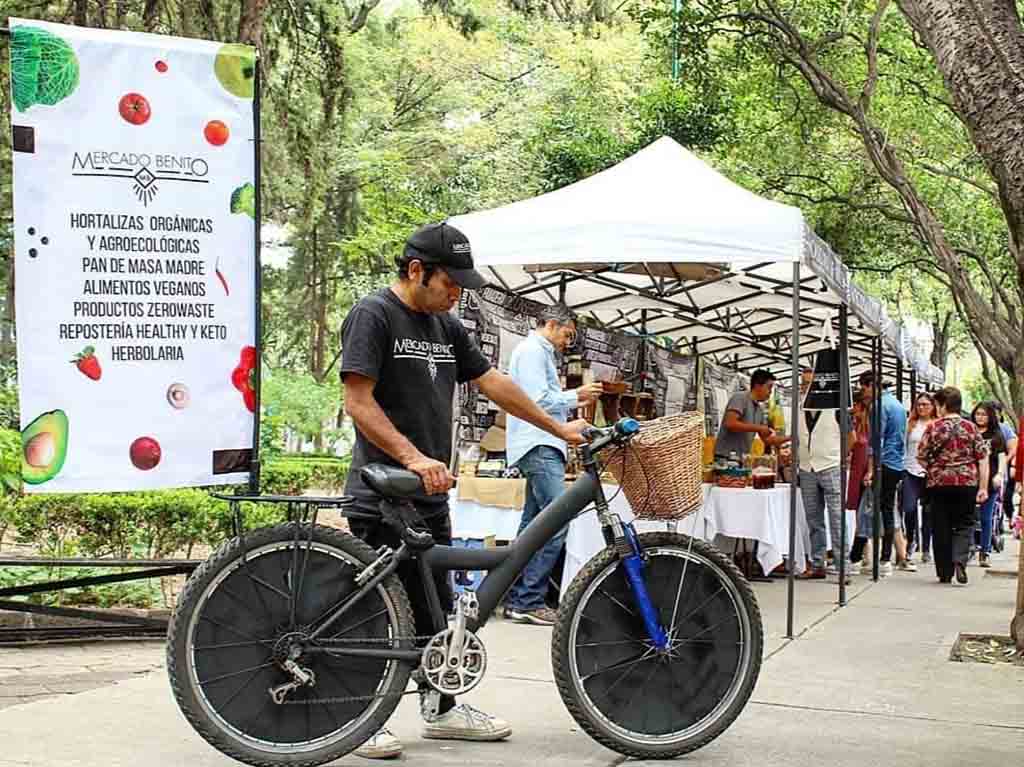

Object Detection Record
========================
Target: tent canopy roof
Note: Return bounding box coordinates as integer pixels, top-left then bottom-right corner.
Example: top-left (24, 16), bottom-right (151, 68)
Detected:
top-left (450, 138), bottom-right (943, 388)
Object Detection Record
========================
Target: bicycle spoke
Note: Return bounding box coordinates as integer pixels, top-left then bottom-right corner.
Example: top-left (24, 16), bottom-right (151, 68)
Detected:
top-left (194, 638), bottom-right (275, 652)
top-left (669, 553), bottom-right (698, 639)
top-left (214, 657), bottom-right (268, 717)
top-left (596, 586), bottom-right (636, 618)
top-left (575, 638), bottom-right (644, 649)
top-left (210, 582), bottom-right (276, 627)
top-left (577, 612), bottom-right (638, 644)
top-left (588, 648), bottom-right (657, 703)
top-left (327, 607), bottom-right (389, 640)
top-left (199, 660), bottom-right (277, 687)
top-left (674, 611), bottom-right (740, 644)
top-left (580, 648), bottom-right (655, 684)
top-left (671, 584), bottom-right (727, 636)
top-left (245, 571), bottom-right (291, 602)
top-left (199, 614), bottom-right (272, 645)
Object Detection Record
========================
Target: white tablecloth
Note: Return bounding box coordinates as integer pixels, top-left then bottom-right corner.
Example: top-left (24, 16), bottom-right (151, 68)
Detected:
top-left (449, 482), bottom-right (812, 592)
top-left (561, 485), bottom-right (811, 593)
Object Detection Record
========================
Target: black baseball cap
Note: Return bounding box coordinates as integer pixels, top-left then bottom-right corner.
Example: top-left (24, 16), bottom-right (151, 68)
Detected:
top-left (404, 222), bottom-right (486, 290)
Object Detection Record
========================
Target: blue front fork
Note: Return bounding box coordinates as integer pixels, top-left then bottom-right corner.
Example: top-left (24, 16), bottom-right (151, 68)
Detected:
top-left (620, 523), bottom-right (669, 650)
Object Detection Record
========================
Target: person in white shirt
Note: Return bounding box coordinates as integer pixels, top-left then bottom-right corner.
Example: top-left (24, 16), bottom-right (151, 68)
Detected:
top-left (903, 393), bottom-right (937, 564)
top-left (796, 371), bottom-right (853, 581)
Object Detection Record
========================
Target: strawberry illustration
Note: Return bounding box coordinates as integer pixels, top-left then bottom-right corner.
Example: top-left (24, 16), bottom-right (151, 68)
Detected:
top-left (71, 346), bottom-right (102, 381)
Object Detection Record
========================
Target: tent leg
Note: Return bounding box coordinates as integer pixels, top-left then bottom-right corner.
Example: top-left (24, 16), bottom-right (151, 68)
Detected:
top-left (786, 261), bottom-right (800, 639)
top-left (872, 337), bottom-right (882, 582)
top-left (838, 306), bottom-right (850, 607)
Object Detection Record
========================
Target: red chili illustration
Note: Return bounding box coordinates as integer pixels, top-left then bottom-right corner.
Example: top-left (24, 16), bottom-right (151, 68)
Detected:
top-left (231, 346), bottom-right (257, 412)
top-left (215, 257), bottom-right (230, 296)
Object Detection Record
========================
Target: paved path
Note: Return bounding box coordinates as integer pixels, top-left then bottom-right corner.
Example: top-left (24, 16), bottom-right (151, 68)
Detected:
top-left (1, 542), bottom-right (1022, 766)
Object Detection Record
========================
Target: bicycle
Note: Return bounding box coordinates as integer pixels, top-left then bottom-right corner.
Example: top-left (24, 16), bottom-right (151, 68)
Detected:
top-left (166, 417), bottom-right (763, 766)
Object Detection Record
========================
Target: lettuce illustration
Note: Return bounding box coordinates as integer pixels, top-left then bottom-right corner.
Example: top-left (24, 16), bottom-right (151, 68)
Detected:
top-left (11, 26), bottom-right (80, 112)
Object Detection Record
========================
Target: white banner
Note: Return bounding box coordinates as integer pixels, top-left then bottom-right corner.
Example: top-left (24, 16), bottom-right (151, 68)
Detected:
top-left (10, 20), bottom-right (258, 493)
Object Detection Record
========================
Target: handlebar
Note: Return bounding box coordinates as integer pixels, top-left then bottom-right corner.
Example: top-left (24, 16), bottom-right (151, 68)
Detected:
top-left (583, 417), bottom-right (641, 452)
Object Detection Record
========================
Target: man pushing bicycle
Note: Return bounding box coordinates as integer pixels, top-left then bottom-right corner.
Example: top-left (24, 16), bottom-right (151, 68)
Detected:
top-left (340, 221), bottom-right (589, 757)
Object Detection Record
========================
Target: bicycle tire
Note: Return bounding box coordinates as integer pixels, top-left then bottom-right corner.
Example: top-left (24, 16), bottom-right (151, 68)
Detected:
top-left (167, 522), bottom-right (415, 767)
top-left (552, 531), bottom-right (762, 759)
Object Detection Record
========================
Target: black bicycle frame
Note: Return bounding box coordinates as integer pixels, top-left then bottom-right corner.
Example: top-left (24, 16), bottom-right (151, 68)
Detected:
top-left (305, 453), bottom-right (612, 662)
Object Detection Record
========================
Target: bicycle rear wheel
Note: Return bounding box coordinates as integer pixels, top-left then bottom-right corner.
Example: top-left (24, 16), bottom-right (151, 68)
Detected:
top-left (552, 531), bottom-right (762, 759)
top-left (167, 522), bottom-right (414, 767)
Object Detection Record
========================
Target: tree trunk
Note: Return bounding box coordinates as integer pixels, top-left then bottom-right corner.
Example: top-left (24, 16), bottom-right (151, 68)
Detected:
top-left (930, 311), bottom-right (952, 372)
top-left (142, 0), bottom-right (161, 32)
top-left (73, 0), bottom-right (88, 26)
top-left (237, 0), bottom-right (270, 47)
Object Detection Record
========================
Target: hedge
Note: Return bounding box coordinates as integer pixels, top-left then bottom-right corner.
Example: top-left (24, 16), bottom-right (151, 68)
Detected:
top-left (0, 454), bottom-right (353, 560)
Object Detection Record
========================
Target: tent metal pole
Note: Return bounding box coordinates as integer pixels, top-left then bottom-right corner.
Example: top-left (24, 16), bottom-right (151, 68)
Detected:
top-left (910, 369), bottom-right (918, 402)
top-left (897, 356), bottom-right (904, 403)
top-left (249, 57), bottom-right (264, 496)
top-left (839, 305), bottom-right (850, 606)
top-left (872, 337), bottom-right (882, 582)
top-left (786, 261), bottom-right (800, 639)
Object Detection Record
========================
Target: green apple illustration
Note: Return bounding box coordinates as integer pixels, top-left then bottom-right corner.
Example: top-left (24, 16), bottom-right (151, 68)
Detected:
top-left (214, 43), bottom-right (256, 99)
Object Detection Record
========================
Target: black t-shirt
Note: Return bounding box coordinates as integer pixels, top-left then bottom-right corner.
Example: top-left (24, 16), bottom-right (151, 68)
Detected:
top-left (982, 429), bottom-right (1007, 490)
top-left (341, 288), bottom-right (491, 510)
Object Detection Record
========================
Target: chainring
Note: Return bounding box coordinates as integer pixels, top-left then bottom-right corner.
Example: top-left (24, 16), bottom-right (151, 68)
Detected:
top-left (420, 628), bottom-right (487, 696)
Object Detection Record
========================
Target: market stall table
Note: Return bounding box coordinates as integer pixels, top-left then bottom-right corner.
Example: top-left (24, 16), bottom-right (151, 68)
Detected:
top-left (448, 478), bottom-right (812, 593)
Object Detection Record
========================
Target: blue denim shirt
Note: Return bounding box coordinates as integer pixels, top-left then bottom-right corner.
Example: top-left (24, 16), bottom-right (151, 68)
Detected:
top-left (506, 332), bottom-right (577, 467)
top-left (877, 390), bottom-right (907, 471)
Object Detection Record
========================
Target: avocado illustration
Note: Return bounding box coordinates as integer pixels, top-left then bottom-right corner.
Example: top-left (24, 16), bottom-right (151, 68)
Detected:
top-left (214, 43), bottom-right (256, 99)
top-left (21, 409), bottom-right (69, 485)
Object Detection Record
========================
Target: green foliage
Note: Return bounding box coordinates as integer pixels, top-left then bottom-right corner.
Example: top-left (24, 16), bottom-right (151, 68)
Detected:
top-left (262, 369), bottom-right (346, 452)
top-left (0, 427), bottom-right (20, 493)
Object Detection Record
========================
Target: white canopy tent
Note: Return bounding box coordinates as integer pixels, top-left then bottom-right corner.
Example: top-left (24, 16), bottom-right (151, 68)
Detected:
top-left (451, 137), bottom-right (942, 389)
top-left (450, 137), bottom-right (940, 631)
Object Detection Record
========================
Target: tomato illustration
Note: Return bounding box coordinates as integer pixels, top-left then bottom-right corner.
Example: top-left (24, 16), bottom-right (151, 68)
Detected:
top-left (119, 93), bottom-right (151, 125)
top-left (204, 120), bottom-right (229, 146)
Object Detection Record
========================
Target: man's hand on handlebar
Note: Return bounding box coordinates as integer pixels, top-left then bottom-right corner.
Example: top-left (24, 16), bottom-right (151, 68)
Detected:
top-left (559, 419), bottom-right (591, 446)
top-left (405, 454), bottom-right (455, 495)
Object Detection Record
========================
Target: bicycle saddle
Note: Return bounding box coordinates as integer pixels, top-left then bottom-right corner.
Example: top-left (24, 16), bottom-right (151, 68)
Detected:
top-left (360, 464), bottom-right (424, 499)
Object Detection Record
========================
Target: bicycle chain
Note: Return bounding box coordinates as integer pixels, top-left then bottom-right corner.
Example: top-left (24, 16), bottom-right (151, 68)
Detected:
top-left (278, 634), bottom-right (436, 706)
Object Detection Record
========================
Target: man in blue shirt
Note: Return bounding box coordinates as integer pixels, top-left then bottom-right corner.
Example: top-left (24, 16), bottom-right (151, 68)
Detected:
top-left (859, 372), bottom-right (909, 576)
top-left (504, 303), bottom-right (602, 625)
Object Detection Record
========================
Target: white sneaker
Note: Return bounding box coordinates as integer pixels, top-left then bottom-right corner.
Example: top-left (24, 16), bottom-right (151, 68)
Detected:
top-left (897, 559), bottom-right (918, 572)
top-left (422, 703), bottom-right (512, 741)
top-left (355, 728), bottom-right (403, 759)
top-left (879, 561), bottom-right (894, 578)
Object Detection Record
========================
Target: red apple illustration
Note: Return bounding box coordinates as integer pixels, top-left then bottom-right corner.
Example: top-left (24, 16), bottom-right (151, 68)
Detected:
top-left (119, 93), bottom-right (151, 126)
top-left (204, 120), bottom-right (229, 146)
top-left (130, 436), bottom-right (161, 470)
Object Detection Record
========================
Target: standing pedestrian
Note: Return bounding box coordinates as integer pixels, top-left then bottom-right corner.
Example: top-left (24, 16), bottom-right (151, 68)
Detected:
top-left (858, 372), bottom-right (911, 576)
top-left (847, 393), bottom-right (874, 574)
top-left (504, 303), bottom-right (602, 625)
top-left (917, 387), bottom-right (989, 585)
top-left (970, 402), bottom-right (1006, 568)
top-left (904, 393), bottom-right (937, 564)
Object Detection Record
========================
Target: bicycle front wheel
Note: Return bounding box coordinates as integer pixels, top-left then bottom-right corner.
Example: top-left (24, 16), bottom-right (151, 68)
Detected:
top-left (552, 531), bottom-right (762, 759)
top-left (167, 522), bottom-right (414, 767)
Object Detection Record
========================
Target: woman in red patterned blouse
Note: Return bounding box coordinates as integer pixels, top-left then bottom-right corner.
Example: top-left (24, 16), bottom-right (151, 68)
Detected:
top-left (917, 387), bottom-right (990, 585)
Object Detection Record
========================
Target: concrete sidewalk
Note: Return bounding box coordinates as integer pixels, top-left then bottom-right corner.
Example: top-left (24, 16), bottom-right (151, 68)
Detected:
top-left (1, 542), bottom-right (1022, 766)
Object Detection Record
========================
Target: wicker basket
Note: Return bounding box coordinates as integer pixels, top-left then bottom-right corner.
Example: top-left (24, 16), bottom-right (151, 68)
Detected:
top-left (604, 412), bottom-right (705, 520)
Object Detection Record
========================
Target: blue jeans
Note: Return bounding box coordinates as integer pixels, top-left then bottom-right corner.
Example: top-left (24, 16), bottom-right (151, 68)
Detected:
top-left (506, 446), bottom-right (567, 612)
top-left (901, 472), bottom-right (926, 554)
top-left (978, 488), bottom-right (999, 554)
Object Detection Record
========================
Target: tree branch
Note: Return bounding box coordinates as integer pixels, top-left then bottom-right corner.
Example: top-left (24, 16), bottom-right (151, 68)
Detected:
top-left (860, 0), bottom-right (892, 113)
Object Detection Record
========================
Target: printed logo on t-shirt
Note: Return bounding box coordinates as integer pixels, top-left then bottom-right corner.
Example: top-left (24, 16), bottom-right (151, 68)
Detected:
top-left (393, 338), bottom-right (455, 382)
